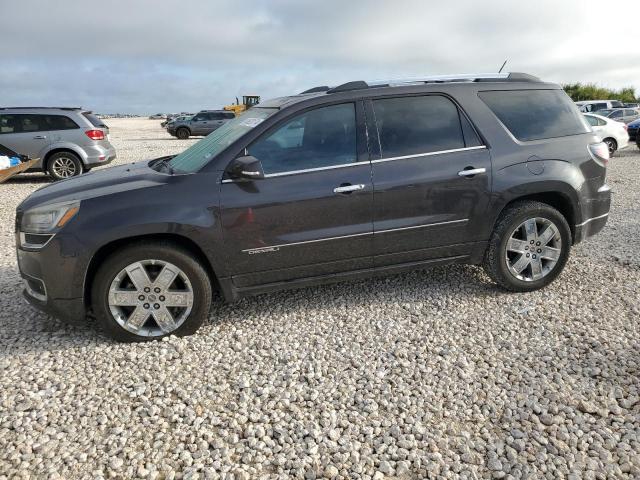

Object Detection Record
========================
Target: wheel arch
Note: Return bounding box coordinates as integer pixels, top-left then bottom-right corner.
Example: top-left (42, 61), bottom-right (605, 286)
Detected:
top-left (43, 146), bottom-right (85, 171)
top-left (83, 233), bottom-right (220, 311)
top-left (493, 190), bottom-right (578, 242)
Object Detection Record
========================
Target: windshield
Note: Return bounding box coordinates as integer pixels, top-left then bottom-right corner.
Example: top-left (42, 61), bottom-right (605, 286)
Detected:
top-left (597, 109), bottom-right (614, 116)
top-left (168, 108), bottom-right (277, 173)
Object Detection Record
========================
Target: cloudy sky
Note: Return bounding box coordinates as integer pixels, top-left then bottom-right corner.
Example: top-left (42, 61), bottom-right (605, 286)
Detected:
top-left (2, 0), bottom-right (638, 113)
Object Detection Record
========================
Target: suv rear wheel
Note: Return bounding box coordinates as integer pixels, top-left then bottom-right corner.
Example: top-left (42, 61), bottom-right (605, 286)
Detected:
top-left (176, 127), bottom-right (190, 140)
top-left (47, 151), bottom-right (83, 180)
top-left (483, 201), bottom-right (571, 292)
top-left (92, 242), bottom-right (212, 342)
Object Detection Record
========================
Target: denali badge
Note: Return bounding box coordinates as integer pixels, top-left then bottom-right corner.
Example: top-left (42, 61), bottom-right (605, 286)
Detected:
top-left (246, 246), bottom-right (280, 255)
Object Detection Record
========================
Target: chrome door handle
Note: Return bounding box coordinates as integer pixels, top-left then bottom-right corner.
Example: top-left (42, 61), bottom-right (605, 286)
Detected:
top-left (333, 184), bottom-right (365, 194)
top-left (458, 167), bottom-right (486, 177)
top-left (33, 135), bottom-right (47, 139)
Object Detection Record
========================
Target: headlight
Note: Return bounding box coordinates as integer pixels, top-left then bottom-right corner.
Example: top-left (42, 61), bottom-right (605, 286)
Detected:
top-left (21, 201), bottom-right (80, 234)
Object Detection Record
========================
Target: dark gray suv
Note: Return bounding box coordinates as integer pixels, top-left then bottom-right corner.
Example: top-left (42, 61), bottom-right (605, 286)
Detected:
top-left (166, 110), bottom-right (235, 139)
top-left (0, 107), bottom-right (116, 180)
top-left (15, 73), bottom-right (611, 341)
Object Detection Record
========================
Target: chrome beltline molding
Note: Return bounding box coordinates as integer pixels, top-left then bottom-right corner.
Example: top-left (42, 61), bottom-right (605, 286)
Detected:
top-left (222, 146), bottom-right (487, 183)
top-left (242, 219), bottom-right (468, 253)
top-left (575, 212), bottom-right (609, 227)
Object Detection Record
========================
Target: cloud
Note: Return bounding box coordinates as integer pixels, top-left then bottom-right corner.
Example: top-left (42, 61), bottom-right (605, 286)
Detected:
top-left (1, 0), bottom-right (638, 113)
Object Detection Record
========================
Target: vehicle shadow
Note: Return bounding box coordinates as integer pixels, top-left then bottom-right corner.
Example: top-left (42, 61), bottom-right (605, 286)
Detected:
top-left (0, 263), bottom-right (495, 355)
top-left (2, 173), bottom-right (51, 184)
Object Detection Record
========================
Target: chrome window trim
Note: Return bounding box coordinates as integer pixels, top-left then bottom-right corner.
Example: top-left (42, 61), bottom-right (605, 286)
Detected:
top-left (242, 219), bottom-right (468, 253)
top-left (575, 212), bottom-right (609, 227)
top-left (371, 146), bottom-right (486, 164)
top-left (221, 146), bottom-right (487, 183)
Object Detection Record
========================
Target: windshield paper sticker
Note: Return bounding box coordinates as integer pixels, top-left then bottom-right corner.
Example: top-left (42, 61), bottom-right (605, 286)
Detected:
top-left (240, 118), bottom-right (264, 128)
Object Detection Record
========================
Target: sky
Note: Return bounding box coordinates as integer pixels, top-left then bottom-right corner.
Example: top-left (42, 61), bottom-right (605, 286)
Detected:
top-left (2, 0), bottom-right (639, 114)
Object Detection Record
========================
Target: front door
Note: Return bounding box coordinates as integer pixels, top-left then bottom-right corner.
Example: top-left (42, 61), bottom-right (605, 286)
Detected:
top-left (367, 94), bottom-right (492, 267)
top-left (0, 114), bottom-right (51, 162)
top-left (191, 113), bottom-right (213, 136)
top-left (219, 102), bottom-right (374, 288)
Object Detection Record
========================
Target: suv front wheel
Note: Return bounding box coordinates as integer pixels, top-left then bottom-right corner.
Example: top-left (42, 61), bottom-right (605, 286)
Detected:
top-left (483, 201), bottom-right (571, 292)
top-left (47, 151), bottom-right (83, 180)
top-left (92, 242), bottom-right (212, 341)
top-left (176, 127), bottom-right (190, 140)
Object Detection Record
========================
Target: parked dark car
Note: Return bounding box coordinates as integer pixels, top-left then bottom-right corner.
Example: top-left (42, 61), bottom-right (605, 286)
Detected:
top-left (167, 110), bottom-right (235, 139)
top-left (16, 72), bottom-right (611, 341)
top-left (627, 117), bottom-right (640, 142)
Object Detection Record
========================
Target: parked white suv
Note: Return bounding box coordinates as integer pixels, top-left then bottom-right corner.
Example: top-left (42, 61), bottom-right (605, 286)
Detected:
top-left (0, 107), bottom-right (116, 180)
top-left (584, 113), bottom-right (629, 156)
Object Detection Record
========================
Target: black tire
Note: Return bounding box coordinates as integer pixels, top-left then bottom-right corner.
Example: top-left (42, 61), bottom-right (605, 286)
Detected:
top-left (91, 241), bottom-right (212, 342)
top-left (176, 127), bottom-right (190, 140)
top-left (483, 201), bottom-right (572, 292)
top-left (47, 151), bottom-right (83, 181)
top-left (603, 137), bottom-right (617, 157)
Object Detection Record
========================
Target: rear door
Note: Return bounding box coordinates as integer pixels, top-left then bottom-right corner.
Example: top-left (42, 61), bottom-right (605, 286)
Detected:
top-left (209, 112), bottom-right (226, 132)
top-left (0, 114), bottom-right (51, 162)
top-left (219, 101), bottom-right (374, 288)
top-left (366, 94), bottom-right (492, 267)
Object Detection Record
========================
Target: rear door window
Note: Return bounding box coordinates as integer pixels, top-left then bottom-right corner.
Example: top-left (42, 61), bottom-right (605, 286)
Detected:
top-left (585, 115), bottom-right (598, 127)
top-left (479, 89), bottom-right (589, 141)
top-left (372, 95), bottom-right (466, 158)
top-left (46, 115), bottom-right (79, 131)
top-left (249, 103), bottom-right (357, 174)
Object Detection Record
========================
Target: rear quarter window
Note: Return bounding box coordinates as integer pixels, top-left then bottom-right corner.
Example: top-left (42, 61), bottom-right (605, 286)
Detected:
top-left (82, 112), bottom-right (107, 128)
top-left (479, 90), bottom-right (589, 141)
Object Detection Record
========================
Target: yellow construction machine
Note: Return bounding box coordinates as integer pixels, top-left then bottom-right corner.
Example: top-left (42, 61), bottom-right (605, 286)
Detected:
top-left (224, 95), bottom-right (260, 116)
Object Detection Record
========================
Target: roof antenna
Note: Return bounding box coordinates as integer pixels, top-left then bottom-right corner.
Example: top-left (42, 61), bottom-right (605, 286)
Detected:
top-left (498, 60), bottom-right (508, 73)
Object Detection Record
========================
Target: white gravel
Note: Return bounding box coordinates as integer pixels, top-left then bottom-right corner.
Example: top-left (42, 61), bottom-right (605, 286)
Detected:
top-left (1, 119), bottom-right (639, 479)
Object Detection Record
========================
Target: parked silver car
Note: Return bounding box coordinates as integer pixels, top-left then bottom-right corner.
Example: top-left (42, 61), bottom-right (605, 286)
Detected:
top-left (0, 107), bottom-right (116, 180)
top-left (594, 108), bottom-right (640, 124)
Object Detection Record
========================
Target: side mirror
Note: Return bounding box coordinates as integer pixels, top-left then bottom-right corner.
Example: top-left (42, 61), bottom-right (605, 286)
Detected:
top-left (228, 155), bottom-right (265, 181)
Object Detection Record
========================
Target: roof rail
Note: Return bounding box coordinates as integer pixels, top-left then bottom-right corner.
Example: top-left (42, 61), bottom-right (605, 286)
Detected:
top-left (0, 106), bottom-right (83, 111)
top-left (302, 72), bottom-right (541, 95)
top-left (300, 86), bottom-right (330, 94)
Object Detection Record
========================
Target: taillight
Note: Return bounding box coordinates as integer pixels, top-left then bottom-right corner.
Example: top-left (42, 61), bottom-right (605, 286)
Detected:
top-left (588, 142), bottom-right (610, 166)
top-left (623, 124), bottom-right (628, 131)
top-left (85, 129), bottom-right (105, 140)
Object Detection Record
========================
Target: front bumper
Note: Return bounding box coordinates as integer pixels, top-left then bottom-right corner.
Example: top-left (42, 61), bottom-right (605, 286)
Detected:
top-left (628, 127), bottom-right (638, 141)
top-left (16, 233), bottom-right (89, 324)
top-left (574, 184), bottom-right (611, 243)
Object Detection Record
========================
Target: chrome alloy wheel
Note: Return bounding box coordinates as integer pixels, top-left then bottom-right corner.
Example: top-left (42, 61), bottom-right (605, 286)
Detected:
top-left (108, 260), bottom-right (194, 337)
top-left (505, 217), bottom-right (562, 282)
top-left (51, 157), bottom-right (78, 178)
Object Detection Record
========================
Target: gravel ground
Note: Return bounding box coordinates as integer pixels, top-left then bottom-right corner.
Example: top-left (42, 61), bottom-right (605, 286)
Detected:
top-left (1, 119), bottom-right (639, 479)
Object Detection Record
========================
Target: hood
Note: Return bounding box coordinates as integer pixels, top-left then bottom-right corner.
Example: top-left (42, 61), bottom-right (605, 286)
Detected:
top-left (18, 161), bottom-right (167, 212)
top-left (628, 118), bottom-right (640, 127)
